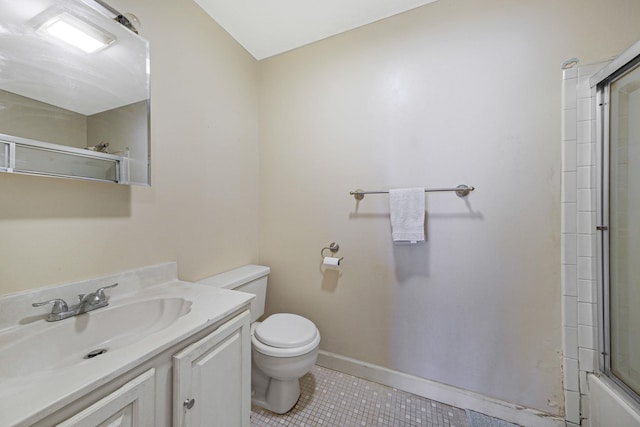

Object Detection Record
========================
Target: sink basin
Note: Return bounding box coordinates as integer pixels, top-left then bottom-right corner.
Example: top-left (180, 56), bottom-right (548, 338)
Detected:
top-left (0, 297), bottom-right (192, 380)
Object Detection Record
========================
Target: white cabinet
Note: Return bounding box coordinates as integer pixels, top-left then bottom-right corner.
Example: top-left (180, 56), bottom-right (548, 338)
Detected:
top-left (56, 369), bottom-right (155, 427)
top-left (30, 308), bottom-right (252, 427)
top-left (173, 310), bottom-right (251, 427)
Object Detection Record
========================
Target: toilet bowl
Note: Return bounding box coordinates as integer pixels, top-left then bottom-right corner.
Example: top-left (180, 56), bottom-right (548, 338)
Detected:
top-left (197, 265), bottom-right (321, 414)
top-left (251, 313), bottom-right (320, 413)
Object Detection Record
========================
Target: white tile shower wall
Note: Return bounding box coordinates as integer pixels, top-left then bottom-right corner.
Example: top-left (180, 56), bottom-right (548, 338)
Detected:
top-left (561, 60), bottom-right (608, 426)
top-left (562, 64), bottom-right (581, 425)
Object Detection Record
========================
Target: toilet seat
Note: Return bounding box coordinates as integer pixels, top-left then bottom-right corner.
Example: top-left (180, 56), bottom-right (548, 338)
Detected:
top-left (252, 314), bottom-right (320, 357)
top-left (255, 313), bottom-right (317, 348)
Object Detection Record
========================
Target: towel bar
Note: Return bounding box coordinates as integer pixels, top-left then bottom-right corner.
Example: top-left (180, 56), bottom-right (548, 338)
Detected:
top-left (349, 185), bottom-right (474, 200)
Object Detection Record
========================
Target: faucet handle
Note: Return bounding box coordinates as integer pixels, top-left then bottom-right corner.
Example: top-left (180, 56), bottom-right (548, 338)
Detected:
top-left (95, 283), bottom-right (118, 302)
top-left (32, 298), bottom-right (69, 314)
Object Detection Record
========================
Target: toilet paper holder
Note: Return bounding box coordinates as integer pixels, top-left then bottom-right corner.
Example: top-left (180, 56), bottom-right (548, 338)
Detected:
top-left (321, 242), bottom-right (343, 262)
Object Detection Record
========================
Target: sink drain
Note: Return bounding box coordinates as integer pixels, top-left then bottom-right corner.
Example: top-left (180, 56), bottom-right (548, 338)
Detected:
top-left (84, 348), bottom-right (108, 359)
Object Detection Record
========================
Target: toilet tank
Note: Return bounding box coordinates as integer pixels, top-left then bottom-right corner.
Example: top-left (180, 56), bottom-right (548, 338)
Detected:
top-left (197, 265), bottom-right (270, 322)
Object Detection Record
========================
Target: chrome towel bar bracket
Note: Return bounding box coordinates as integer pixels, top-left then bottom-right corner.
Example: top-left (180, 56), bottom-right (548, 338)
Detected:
top-left (349, 184), bottom-right (475, 200)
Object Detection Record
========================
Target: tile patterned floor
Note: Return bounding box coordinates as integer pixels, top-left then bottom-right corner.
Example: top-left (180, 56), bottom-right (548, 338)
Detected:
top-left (251, 365), bottom-right (469, 427)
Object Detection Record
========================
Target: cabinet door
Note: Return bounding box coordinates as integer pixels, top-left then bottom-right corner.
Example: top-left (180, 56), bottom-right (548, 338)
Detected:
top-left (56, 369), bottom-right (155, 427)
top-left (173, 310), bottom-right (251, 427)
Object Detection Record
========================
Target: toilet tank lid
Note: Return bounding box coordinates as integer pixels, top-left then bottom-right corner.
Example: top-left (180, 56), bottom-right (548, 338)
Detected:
top-left (196, 265), bottom-right (270, 289)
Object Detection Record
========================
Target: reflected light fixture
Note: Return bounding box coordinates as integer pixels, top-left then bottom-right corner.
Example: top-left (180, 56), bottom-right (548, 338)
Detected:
top-left (40, 13), bottom-right (114, 53)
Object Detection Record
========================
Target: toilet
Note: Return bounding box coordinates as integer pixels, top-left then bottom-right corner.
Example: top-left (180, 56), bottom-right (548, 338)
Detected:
top-left (197, 265), bottom-right (320, 414)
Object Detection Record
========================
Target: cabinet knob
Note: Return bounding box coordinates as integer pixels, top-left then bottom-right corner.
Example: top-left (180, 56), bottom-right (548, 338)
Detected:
top-left (184, 398), bottom-right (195, 410)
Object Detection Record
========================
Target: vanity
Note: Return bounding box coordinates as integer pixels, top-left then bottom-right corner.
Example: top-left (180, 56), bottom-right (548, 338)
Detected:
top-left (0, 263), bottom-right (253, 427)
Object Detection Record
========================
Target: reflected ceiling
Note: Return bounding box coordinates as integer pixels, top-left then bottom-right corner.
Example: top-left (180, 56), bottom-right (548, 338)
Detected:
top-left (0, 0), bottom-right (148, 115)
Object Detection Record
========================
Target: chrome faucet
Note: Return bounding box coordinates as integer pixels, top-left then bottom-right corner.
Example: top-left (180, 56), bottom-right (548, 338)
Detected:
top-left (32, 283), bottom-right (119, 322)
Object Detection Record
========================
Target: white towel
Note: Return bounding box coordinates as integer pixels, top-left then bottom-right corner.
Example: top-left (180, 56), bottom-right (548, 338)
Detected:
top-left (389, 188), bottom-right (425, 244)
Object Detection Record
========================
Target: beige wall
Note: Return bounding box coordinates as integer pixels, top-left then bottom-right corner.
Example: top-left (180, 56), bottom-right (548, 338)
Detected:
top-left (0, 0), bottom-right (260, 294)
top-left (258, 0), bottom-right (640, 415)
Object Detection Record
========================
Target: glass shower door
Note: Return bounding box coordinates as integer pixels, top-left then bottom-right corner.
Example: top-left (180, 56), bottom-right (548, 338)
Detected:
top-left (607, 63), bottom-right (640, 397)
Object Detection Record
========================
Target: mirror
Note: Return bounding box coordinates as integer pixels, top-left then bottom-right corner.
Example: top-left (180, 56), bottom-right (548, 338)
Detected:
top-left (0, 0), bottom-right (150, 185)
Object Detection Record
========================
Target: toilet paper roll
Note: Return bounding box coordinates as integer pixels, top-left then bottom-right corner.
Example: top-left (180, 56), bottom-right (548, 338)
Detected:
top-left (323, 256), bottom-right (341, 270)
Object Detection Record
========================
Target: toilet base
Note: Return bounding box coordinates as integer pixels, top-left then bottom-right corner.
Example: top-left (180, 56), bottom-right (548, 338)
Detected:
top-left (251, 363), bottom-right (301, 414)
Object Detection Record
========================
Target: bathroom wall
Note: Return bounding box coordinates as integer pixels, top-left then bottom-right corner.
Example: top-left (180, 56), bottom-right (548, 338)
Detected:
top-left (0, 0), bottom-right (260, 294)
top-left (258, 0), bottom-right (640, 416)
top-left (561, 58), bottom-right (605, 426)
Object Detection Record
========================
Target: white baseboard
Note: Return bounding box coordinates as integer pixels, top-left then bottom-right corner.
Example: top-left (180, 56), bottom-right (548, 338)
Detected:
top-left (317, 351), bottom-right (565, 427)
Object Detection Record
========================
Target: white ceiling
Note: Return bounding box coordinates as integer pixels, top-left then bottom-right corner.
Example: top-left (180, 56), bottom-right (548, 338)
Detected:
top-left (192, 0), bottom-right (440, 60)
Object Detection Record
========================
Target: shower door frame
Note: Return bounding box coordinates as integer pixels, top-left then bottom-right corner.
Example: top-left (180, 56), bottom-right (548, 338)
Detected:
top-left (595, 53), bottom-right (640, 404)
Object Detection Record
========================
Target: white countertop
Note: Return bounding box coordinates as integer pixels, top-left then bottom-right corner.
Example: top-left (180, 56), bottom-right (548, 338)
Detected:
top-left (0, 264), bottom-right (253, 427)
